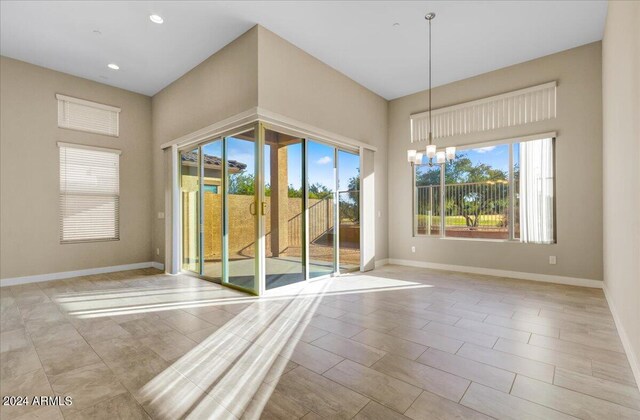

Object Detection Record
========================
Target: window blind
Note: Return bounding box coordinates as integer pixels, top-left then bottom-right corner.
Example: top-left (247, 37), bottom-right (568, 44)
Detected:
top-left (59, 143), bottom-right (121, 243)
top-left (411, 82), bottom-right (556, 142)
top-left (56, 94), bottom-right (120, 137)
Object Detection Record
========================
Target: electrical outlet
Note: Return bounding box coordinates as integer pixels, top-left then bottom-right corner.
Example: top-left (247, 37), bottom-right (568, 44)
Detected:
top-left (158, 212), bottom-right (165, 219)
top-left (549, 256), bottom-right (557, 265)
top-left (156, 248), bottom-right (160, 256)
top-left (411, 246), bottom-right (416, 253)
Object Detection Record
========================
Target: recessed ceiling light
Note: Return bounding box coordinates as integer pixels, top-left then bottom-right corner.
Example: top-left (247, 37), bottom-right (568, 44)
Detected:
top-left (149, 14), bottom-right (164, 24)
top-left (107, 63), bottom-right (119, 70)
top-left (393, 22), bottom-right (400, 27)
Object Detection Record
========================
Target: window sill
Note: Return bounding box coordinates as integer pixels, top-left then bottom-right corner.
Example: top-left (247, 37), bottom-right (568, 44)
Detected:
top-left (61, 238), bottom-right (120, 245)
top-left (413, 234), bottom-right (555, 245)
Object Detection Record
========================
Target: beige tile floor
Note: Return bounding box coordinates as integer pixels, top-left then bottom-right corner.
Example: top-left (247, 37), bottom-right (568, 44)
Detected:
top-left (1, 265), bottom-right (639, 419)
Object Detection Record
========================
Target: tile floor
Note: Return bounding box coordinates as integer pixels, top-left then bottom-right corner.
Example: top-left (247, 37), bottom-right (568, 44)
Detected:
top-left (1, 265), bottom-right (639, 419)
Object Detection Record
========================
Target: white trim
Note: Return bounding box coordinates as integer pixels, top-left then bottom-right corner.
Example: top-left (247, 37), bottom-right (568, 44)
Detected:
top-left (0, 262), bottom-right (163, 287)
top-left (55, 94), bottom-right (121, 113)
top-left (257, 107), bottom-right (375, 152)
top-left (375, 258), bottom-right (389, 269)
top-left (603, 285), bottom-right (640, 392)
top-left (169, 144), bottom-right (181, 275)
top-left (151, 261), bottom-right (166, 271)
top-left (160, 106), bottom-right (377, 152)
top-left (57, 142), bottom-right (122, 155)
top-left (160, 108), bottom-right (258, 150)
top-left (453, 131), bottom-right (557, 152)
top-left (411, 81), bottom-right (557, 142)
top-left (387, 258), bottom-right (603, 289)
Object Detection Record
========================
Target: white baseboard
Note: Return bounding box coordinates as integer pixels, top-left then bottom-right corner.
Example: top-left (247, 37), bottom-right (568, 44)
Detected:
top-left (151, 261), bottom-right (165, 271)
top-left (1, 261), bottom-right (165, 287)
top-left (603, 285), bottom-right (640, 392)
top-left (375, 258), bottom-right (389, 269)
top-left (387, 258), bottom-right (603, 289)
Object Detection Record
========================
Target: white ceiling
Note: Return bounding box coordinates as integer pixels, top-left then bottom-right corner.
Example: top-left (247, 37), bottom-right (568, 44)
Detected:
top-left (0, 1), bottom-right (607, 99)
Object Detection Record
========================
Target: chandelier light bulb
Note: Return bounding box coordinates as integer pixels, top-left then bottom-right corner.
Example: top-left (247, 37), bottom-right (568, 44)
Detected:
top-left (426, 144), bottom-right (437, 158)
top-left (436, 151), bottom-right (446, 164)
top-left (446, 146), bottom-right (456, 161)
top-left (407, 149), bottom-right (417, 163)
top-left (414, 152), bottom-right (424, 165)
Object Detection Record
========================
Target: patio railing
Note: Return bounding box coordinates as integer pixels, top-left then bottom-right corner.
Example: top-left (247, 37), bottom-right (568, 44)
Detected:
top-left (417, 181), bottom-right (509, 237)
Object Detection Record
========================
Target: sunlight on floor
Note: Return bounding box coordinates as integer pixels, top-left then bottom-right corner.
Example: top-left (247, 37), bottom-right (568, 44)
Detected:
top-left (57, 274), bottom-right (432, 319)
top-left (55, 274), bottom-right (433, 418)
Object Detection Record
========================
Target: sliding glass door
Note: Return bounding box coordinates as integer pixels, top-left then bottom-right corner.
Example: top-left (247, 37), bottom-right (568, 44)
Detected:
top-left (337, 150), bottom-right (361, 272)
top-left (180, 124), bottom-right (360, 294)
top-left (180, 147), bottom-right (200, 273)
top-left (200, 139), bottom-right (223, 280)
top-left (307, 141), bottom-right (337, 278)
top-left (223, 128), bottom-right (259, 293)
top-left (264, 128), bottom-right (306, 290)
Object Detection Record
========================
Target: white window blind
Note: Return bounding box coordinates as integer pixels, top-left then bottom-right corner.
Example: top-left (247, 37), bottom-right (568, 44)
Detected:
top-left (411, 82), bottom-right (556, 142)
top-left (59, 143), bottom-right (121, 243)
top-left (56, 94), bottom-right (120, 137)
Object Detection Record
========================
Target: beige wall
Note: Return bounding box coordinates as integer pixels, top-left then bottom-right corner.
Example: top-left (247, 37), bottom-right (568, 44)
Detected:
top-left (257, 26), bottom-right (389, 262)
top-left (0, 57), bottom-right (153, 280)
top-left (152, 25), bottom-right (389, 266)
top-left (388, 42), bottom-right (603, 281)
top-left (151, 27), bottom-right (259, 265)
top-left (602, 1), bottom-right (640, 377)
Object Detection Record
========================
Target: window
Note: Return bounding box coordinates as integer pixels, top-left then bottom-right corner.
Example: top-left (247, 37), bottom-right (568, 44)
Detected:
top-left (59, 143), bottom-right (120, 243)
top-left (57, 94), bottom-right (120, 137)
top-left (414, 136), bottom-right (555, 243)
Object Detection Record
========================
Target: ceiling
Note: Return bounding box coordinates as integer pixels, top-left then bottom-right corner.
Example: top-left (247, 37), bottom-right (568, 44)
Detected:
top-left (0, 1), bottom-right (607, 99)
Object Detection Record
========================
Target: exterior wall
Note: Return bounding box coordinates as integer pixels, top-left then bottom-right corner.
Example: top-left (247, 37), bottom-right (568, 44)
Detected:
top-left (387, 42), bottom-right (603, 281)
top-left (256, 26), bottom-right (389, 263)
top-left (602, 0), bottom-right (640, 380)
top-left (151, 27), bottom-right (259, 265)
top-left (0, 57), bottom-right (153, 281)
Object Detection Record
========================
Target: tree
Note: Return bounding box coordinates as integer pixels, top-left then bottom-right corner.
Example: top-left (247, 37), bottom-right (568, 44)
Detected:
top-left (308, 183), bottom-right (332, 199)
top-left (341, 170), bottom-right (360, 223)
top-left (416, 153), bottom-right (509, 228)
top-left (228, 172), bottom-right (255, 195)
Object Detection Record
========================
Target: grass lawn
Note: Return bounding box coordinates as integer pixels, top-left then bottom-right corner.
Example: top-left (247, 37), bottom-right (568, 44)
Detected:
top-left (418, 214), bottom-right (506, 228)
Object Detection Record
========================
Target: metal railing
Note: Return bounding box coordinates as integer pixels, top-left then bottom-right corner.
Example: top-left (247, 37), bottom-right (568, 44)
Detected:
top-left (417, 181), bottom-right (509, 235)
top-left (286, 190), bottom-right (360, 247)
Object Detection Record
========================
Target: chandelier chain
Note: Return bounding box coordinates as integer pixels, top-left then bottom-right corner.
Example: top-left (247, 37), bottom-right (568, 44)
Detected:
top-left (428, 14), bottom-right (432, 145)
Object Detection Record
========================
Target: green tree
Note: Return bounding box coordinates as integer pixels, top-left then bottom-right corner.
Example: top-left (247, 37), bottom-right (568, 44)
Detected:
top-left (228, 172), bottom-right (255, 195)
top-left (308, 183), bottom-right (332, 199)
top-left (416, 153), bottom-right (509, 228)
top-left (340, 170), bottom-right (360, 223)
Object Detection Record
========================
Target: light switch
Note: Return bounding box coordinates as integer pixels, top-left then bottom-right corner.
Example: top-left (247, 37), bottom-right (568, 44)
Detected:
top-left (549, 256), bottom-right (557, 265)
top-left (158, 212), bottom-right (165, 219)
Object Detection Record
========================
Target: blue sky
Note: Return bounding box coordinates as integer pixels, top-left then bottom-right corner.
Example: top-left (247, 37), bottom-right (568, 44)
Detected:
top-left (207, 137), bottom-right (359, 192)
top-left (462, 144), bottom-right (510, 173)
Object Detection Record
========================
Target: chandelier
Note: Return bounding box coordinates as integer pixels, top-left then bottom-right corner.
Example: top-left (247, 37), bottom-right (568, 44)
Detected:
top-left (407, 13), bottom-right (455, 166)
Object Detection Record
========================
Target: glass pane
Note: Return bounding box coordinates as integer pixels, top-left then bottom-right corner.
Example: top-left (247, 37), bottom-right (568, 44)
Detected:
top-left (415, 164), bottom-right (441, 236)
top-left (444, 145), bottom-right (510, 240)
top-left (226, 129), bottom-right (258, 292)
top-left (202, 139), bottom-right (223, 279)
top-left (264, 130), bottom-right (305, 289)
top-left (338, 150), bottom-right (360, 271)
top-left (307, 141), bottom-right (335, 278)
top-left (180, 147), bottom-right (200, 272)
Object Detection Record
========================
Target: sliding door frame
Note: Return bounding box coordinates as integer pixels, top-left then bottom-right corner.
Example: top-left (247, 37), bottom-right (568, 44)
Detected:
top-left (177, 119), bottom-right (362, 295)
